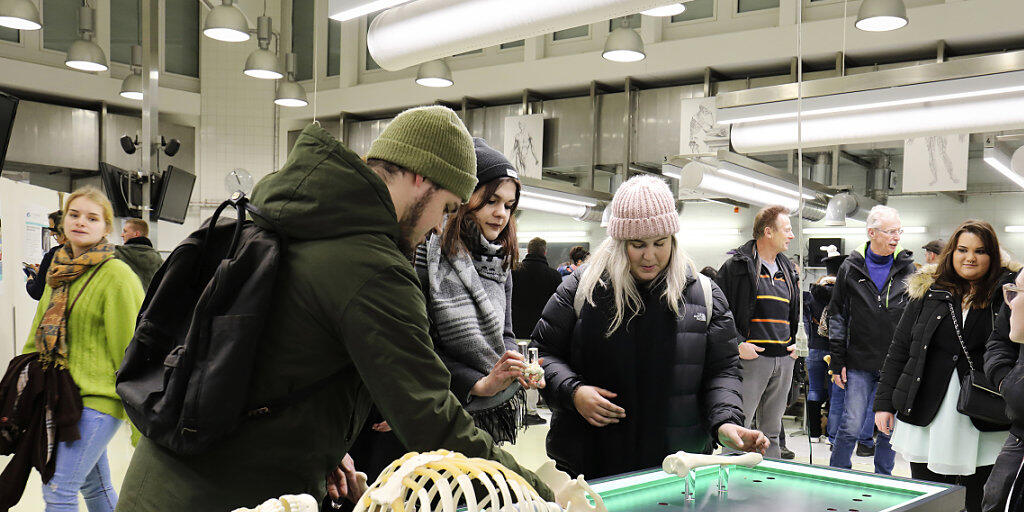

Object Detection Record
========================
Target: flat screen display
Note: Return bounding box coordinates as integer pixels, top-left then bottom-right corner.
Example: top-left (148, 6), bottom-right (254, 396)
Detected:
top-left (154, 165), bottom-right (195, 224)
top-left (0, 91), bottom-right (19, 171)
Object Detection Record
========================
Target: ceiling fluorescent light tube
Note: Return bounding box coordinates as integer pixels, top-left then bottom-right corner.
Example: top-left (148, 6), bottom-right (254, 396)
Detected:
top-left (517, 196), bottom-right (588, 218)
top-left (680, 227), bottom-right (741, 236)
top-left (983, 146), bottom-right (1024, 190)
top-left (329, 0), bottom-right (413, 21)
top-left (1005, 226), bottom-right (1024, 233)
top-left (521, 188), bottom-right (599, 207)
top-left (803, 226), bottom-right (926, 235)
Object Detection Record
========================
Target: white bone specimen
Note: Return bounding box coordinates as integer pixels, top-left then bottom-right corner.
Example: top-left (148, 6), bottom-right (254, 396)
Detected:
top-left (353, 450), bottom-right (564, 512)
top-left (230, 493), bottom-right (319, 512)
top-left (662, 452), bottom-right (763, 477)
top-left (534, 460), bottom-right (607, 512)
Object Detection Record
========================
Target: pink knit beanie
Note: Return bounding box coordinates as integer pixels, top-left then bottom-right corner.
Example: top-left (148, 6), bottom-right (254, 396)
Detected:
top-left (607, 175), bottom-right (680, 240)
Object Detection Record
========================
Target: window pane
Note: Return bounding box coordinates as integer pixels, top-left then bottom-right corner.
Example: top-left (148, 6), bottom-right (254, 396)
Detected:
top-left (738, 0), bottom-right (779, 12)
top-left (553, 25), bottom-right (588, 41)
top-left (327, 18), bottom-right (340, 76)
top-left (608, 14), bottom-right (641, 32)
top-left (0, 26), bottom-right (19, 43)
top-left (292, 0), bottom-right (314, 81)
top-left (454, 49), bottom-right (482, 57)
top-left (43, 0), bottom-right (80, 53)
top-left (500, 40), bottom-right (524, 49)
top-left (671, 0), bottom-right (714, 22)
top-left (364, 11), bottom-right (379, 71)
top-left (165, 0), bottom-right (198, 76)
top-left (110, 0), bottom-right (139, 65)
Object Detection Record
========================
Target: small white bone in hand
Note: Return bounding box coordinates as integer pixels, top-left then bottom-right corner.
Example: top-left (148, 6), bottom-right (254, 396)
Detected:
top-left (662, 452), bottom-right (763, 477)
top-left (535, 460), bottom-right (608, 512)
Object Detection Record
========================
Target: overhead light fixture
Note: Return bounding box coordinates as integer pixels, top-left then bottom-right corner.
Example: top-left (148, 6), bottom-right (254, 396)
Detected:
top-left (65, 4), bottom-right (107, 72)
top-left (517, 231), bottom-right (591, 243)
top-left (517, 187), bottom-right (601, 219)
top-left (804, 226), bottom-right (926, 235)
top-left (244, 16), bottom-right (282, 79)
top-left (328, 0), bottom-right (414, 22)
top-left (1005, 226), bottom-right (1024, 233)
top-left (521, 187), bottom-right (598, 207)
top-left (0, 0), bottom-right (41, 30)
top-left (668, 159), bottom-right (816, 211)
top-left (602, 21), bottom-right (645, 63)
top-left (275, 53), bottom-right (308, 107)
top-left (119, 44), bottom-right (143, 100)
top-left (640, 3), bottom-right (685, 16)
top-left (518, 196), bottom-right (588, 218)
top-left (855, 0), bottom-right (908, 32)
top-left (680, 227), bottom-right (742, 236)
top-left (204, 0), bottom-right (251, 42)
top-left (415, 59), bottom-right (452, 88)
top-left (983, 141), bottom-right (1024, 190)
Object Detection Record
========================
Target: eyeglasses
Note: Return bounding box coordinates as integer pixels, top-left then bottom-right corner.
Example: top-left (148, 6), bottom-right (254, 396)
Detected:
top-left (1005, 283), bottom-right (1024, 305)
top-left (873, 228), bottom-right (904, 237)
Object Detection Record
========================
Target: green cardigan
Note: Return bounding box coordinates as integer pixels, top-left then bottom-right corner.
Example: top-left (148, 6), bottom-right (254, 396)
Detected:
top-left (23, 257), bottom-right (145, 420)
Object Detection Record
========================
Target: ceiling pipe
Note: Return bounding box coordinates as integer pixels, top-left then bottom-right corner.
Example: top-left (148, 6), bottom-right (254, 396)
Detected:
top-left (822, 192), bottom-right (877, 226)
top-left (366, 0), bottom-right (675, 71)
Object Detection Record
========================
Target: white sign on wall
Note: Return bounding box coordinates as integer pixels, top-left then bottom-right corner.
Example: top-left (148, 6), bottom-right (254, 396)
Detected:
top-left (680, 97), bottom-right (730, 156)
top-left (503, 114), bottom-right (543, 179)
top-left (902, 134), bottom-right (968, 193)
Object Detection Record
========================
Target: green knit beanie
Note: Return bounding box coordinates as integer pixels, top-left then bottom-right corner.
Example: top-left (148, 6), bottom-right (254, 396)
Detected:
top-left (367, 106), bottom-right (478, 202)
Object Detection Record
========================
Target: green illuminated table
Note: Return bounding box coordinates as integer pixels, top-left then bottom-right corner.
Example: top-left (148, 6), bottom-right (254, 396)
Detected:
top-left (587, 459), bottom-right (964, 512)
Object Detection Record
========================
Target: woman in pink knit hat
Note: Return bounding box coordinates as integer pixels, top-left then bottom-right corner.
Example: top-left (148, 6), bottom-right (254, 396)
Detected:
top-left (533, 174), bottom-right (768, 479)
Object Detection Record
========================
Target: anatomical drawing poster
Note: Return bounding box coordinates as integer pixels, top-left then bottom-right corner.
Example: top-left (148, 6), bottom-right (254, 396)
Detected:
top-left (503, 114), bottom-right (543, 179)
top-left (902, 134), bottom-right (968, 193)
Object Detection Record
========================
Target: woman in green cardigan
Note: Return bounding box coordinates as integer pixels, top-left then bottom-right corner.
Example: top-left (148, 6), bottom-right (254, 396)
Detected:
top-left (23, 186), bottom-right (144, 512)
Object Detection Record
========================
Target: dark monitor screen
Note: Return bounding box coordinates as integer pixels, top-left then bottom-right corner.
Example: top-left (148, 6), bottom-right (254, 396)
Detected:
top-left (154, 165), bottom-right (195, 224)
top-left (99, 162), bottom-right (140, 218)
top-left (0, 91), bottom-right (19, 171)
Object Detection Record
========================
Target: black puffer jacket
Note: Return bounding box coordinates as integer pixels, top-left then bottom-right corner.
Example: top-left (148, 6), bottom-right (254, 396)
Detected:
top-left (533, 268), bottom-right (744, 478)
top-left (985, 267), bottom-right (1024, 439)
top-left (828, 243), bottom-right (916, 373)
top-left (875, 265), bottom-right (1016, 432)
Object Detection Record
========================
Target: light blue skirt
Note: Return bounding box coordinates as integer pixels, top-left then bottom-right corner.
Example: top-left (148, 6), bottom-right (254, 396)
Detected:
top-left (891, 374), bottom-right (1008, 475)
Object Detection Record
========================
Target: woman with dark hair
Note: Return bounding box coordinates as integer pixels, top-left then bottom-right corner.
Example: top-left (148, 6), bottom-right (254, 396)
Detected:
top-left (875, 220), bottom-right (1015, 512)
top-left (415, 137), bottom-right (543, 444)
top-left (24, 210), bottom-right (66, 300)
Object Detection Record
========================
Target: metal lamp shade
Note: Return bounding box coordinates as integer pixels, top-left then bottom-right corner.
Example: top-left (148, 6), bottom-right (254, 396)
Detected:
top-left (204, 1), bottom-right (251, 42)
top-left (120, 72), bottom-right (143, 100)
top-left (602, 27), bottom-right (645, 63)
top-left (275, 80), bottom-right (308, 107)
top-left (0, 0), bottom-right (41, 30)
top-left (244, 48), bottom-right (282, 79)
top-left (415, 59), bottom-right (452, 87)
top-left (855, 0), bottom-right (907, 32)
top-left (65, 39), bottom-right (108, 71)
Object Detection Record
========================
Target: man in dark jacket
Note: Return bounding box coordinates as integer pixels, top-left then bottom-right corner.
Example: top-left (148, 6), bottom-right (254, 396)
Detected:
top-left (983, 269), bottom-right (1024, 512)
top-left (828, 205), bottom-right (915, 475)
top-left (512, 237), bottom-right (563, 337)
top-left (116, 107), bottom-right (552, 512)
top-left (715, 205), bottom-right (799, 458)
top-left (114, 218), bottom-right (163, 290)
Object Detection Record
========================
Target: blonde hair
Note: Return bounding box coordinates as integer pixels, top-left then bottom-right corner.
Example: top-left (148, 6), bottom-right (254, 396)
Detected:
top-left (577, 235), bottom-right (699, 336)
top-left (63, 185), bottom-right (114, 236)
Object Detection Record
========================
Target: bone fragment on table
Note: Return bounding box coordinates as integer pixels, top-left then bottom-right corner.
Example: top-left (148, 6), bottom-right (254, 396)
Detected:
top-left (662, 452), bottom-right (763, 477)
top-left (535, 460), bottom-right (608, 512)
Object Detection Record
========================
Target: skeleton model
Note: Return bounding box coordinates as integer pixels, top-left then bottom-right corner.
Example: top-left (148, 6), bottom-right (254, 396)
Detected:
top-left (353, 450), bottom-right (606, 512)
top-left (662, 451), bottom-right (763, 501)
top-left (231, 493), bottom-right (321, 512)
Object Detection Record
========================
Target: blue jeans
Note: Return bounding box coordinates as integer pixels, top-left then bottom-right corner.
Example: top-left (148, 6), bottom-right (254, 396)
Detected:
top-left (42, 407), bottom-right (122, 512)
top-left (827, 382), bottom-right (875, 446)
top-left (829, 369), bottom-right (894, 475)
top-left (807, 349), bottom-right (831, 402)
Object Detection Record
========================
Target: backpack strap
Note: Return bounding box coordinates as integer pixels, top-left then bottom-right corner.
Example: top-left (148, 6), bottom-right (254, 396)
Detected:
top-left (67, 258), bottom-right (111, 318)
top-left (696, 273), bottom-right (713, 330)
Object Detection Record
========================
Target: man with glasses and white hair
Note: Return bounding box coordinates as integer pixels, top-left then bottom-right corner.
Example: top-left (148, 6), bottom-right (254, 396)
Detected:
top-left (828, 205), bottom-right (916, 474)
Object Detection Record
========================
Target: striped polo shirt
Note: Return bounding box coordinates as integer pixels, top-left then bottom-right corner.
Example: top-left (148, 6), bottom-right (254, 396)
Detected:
top-left (747, 259), bottom-right (793, 357)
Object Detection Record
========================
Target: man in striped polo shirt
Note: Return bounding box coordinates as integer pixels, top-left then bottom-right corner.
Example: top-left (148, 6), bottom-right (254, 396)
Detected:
top-left (715, 205), bottom-right (800, 458)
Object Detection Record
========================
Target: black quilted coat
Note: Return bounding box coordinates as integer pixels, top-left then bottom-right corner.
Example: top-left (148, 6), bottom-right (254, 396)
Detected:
top-left (533, 269), bottom-right (744, 478)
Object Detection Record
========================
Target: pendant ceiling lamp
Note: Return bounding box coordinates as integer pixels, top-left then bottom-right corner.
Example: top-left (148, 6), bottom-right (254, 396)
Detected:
top-left (0, 0), bottom-right (41, 30)
top-left (640, 3), bottom-right (685, 16)
top-left (65, 4), bottom-right (107, 72)
top-left (602, 19), bottom-right (645, 63)
top-left (119, 44), bottom-right (143, 100)
top-left (244, 16), bottom-right (282, 79)
top-left (275, 53), bottom-right (308, 107)
top-left (415, 59), bottom-right (452, 87)
top-left (855, 0), bottom-right (907, 32)
top-left (204, 0), bottom-right (251, 42)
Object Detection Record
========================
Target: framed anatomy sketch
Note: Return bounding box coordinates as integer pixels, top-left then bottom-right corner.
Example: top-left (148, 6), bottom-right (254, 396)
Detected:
top-left (503, 114), bottom-right (543, 179)
top-left (680, 97), bottom-right (730, 156)
top-left (902, 134), bottom-right (968, 193)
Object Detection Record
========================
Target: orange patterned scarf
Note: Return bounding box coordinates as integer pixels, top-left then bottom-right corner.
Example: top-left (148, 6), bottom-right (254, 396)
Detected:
top-left (35, 241), bottom-right (114, 368)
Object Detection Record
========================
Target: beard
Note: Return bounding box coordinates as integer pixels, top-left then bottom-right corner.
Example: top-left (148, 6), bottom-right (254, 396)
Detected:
top-left (397, 187), bottom-right (436, 261)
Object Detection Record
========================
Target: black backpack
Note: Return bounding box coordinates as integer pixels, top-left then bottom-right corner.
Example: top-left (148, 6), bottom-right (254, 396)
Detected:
top-left (116, 193), bottom-right (318, 455)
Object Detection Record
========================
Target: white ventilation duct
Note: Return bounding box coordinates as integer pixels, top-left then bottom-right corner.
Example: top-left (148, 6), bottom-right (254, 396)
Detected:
top-left (367, 0), bottom-right (679, 71)
top-left (822, 192), bottom-right (876, 226)
top-left (729, 90), bottom-right (1024, 153)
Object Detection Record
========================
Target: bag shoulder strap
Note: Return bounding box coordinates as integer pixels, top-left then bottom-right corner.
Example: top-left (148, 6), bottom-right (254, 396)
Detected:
top-left (697, 273), bottom-right (713, 330)
top-left (946, 301), bottom-right (977, 374)
top-left (67, 258), bottom-right (111, 318)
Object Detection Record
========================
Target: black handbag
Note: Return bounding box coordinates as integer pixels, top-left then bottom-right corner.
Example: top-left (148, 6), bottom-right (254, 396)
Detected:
top-left (948, 303), bottom-right (1011, 426)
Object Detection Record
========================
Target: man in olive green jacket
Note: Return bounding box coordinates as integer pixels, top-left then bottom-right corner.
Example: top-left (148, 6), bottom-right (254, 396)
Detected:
top-left (116, 107), bottom-right (552, 511)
